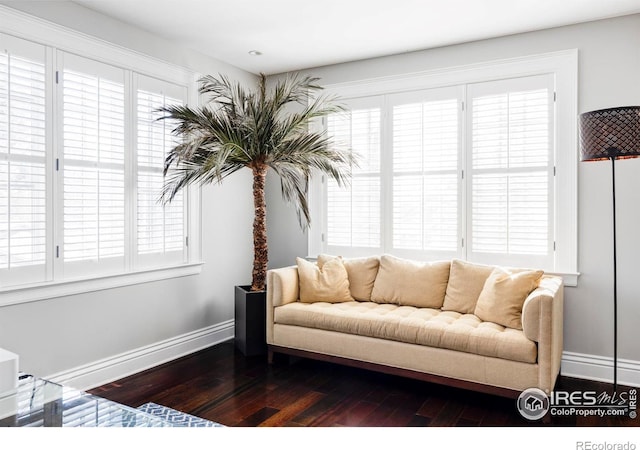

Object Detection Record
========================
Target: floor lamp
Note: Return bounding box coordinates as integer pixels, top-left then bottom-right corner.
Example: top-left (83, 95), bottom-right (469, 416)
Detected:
top-left (579, 106), bottom-right (640, 393)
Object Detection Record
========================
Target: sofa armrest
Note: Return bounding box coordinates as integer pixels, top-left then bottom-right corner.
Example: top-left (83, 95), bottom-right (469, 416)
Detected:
top-left (266, 266), bottom-right (299, 344)
top-left (267, 266), bottom-right (299, 307)
top-left (522, 276), bottom-right (563, 342)
top-left (521, 275), bottom-right (564, 393)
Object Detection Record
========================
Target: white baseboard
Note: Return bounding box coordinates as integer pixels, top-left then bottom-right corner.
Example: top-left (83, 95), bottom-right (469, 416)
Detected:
top-left (46, 320), bottom-right (234, 391)
top-left (45, 328), bottom-right (639, 393)
top-left (561, 351), bottom-right (640, 388)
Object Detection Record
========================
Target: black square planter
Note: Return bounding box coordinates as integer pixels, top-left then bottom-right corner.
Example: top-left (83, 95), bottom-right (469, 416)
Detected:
top-left (234, 285), bottom-right (266, 356)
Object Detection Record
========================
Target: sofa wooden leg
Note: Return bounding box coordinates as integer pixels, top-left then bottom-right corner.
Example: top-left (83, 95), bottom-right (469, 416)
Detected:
top-left (267, 347), bottom-right (291, 365)
top-left (267, 348), bottom-right (274, 365)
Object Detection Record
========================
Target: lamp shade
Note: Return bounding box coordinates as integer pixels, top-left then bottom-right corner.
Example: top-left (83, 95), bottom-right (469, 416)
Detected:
top-left (580, 106), bottom-right (640, 161)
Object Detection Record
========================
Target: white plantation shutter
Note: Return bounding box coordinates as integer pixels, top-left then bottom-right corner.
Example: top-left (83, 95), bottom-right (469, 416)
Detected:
top-left (317, 75), bottom-right (557, 269)
top-left (390, 88), bottom-right (460, 258)
top-left (136, 76), bottom-right (186, 266)
top-left (60, 54), bottom-right (125, 277)
top-left (0, 37), bottom-right (47, 287)
top-left (312, 56), bottom-right (576, 277)
top-left (0, 31), bottom-right (199, 294)
top-left (325, 101), bottom-right (381, 252)
top-left (467, 75), bottom-right (554, 267)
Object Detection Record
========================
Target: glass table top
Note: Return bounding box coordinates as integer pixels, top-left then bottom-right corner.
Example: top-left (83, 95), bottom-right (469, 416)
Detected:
top-left (0, 374), bottom-right (172, 427)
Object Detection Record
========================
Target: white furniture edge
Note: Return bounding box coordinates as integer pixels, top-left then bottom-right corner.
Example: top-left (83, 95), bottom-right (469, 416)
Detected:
top-left (0, 349), bottom-right (19, 394)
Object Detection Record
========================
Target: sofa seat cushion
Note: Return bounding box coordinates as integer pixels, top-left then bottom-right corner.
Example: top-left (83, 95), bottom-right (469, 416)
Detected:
top-left (274, 301), bottom-right (537, 364)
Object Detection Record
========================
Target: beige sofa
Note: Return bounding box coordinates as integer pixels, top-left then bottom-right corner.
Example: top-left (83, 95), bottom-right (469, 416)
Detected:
top-left (266, 255), bottom-right (563, 398)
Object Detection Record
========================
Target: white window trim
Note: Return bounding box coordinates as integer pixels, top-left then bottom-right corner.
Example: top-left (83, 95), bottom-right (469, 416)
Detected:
top-left (309, 49), bottom-right (579, 286)
top-left (0, 5), bottom-right (193, 86)
top-left (0, 262), bottom-right (203, 308)
top-left (0, 6), bottom-right (204, 304)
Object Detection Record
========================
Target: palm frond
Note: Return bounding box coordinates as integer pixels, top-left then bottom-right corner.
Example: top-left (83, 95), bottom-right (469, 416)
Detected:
top-left (269, 163), bottom-right (311, 227)
top-left (157, 72), bottom-right (353, 290)
top-left (273, 133), bottom-right (356, 183)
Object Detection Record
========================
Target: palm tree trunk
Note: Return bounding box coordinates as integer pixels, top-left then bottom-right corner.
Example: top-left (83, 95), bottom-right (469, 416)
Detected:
top-left (251, 163), bottom-right (268, 291)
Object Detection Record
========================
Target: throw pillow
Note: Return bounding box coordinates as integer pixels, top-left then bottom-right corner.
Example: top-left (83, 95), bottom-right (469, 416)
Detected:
top-left (474, 267), bottom-right (544, 329)
top-left (442, 259), bottom-right (495, 314)
top-left (370, 255), bottom-right (450, 308)
top-left (318, 254), bottom-right (380, 301)
top-left (296, 257), bottom-right (353, 303)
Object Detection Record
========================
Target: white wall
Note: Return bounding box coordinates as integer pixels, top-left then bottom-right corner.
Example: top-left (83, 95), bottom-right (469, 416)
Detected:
top-left (268, 15), bottom-right (640, 384)
top-left (0, 2), bottom-right (258, 385)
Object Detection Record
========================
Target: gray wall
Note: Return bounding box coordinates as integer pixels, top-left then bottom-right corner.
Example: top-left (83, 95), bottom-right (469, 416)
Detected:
top-left (0, 2), bottom-right (258, 378)
top-left (267, 15), bottom-right (640, 368)
top-left (265, 171), bottom-right (308, 269)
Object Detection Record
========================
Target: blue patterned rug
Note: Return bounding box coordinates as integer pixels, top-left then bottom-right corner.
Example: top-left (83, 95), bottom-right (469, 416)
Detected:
top-left (137, 402), bottom-right (223, 427)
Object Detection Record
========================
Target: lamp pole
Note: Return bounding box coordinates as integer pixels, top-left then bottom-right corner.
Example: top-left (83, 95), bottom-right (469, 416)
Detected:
top-left (609, 155), bottom-right (618, 393)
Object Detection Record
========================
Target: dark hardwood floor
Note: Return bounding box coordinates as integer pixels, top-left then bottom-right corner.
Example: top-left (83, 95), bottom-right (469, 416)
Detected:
top-left (89, 341), bottom-right (638, 427)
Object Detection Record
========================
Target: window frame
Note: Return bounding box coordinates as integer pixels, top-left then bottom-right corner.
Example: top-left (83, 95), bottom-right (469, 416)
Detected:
top-left (309, 50), bottom-right (578, 286)
top-left (0, 7), bottom-right (203, 306)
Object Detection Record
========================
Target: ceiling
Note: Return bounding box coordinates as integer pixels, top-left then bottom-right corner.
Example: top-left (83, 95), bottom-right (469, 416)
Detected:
top-left (72, 0), bottom-right (640, 75)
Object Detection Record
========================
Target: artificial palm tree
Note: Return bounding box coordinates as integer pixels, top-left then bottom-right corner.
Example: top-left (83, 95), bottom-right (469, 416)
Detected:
top-left (158, 73), bottom-right (354, 292)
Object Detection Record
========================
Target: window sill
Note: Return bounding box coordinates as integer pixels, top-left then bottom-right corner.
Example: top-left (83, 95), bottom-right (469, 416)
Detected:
top-left (548, 271), bottom-right (580, 288)
top-left (0, 262), bottom-right (204, 308)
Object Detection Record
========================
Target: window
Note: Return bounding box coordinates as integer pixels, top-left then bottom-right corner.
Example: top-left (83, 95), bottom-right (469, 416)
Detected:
top-left (326, 98), bottom-right (381, 251)
top-left (467, 76), bottom-right (554, 269)
top-left (390, 87), bottom-right (461, 259)
top-left (135, 75), bottom-right (186, 267)
top-left (0, 26), bottom-right (199, 298)
top-left (312, 51), bottom-right (578, 281)
top-left (0, 36), bottom-right (47, 287)
top-left (60, 53), bottom-right (126, 278)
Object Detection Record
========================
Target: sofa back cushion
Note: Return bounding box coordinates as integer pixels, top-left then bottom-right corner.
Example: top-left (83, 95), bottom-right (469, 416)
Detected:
top-left (296, 257), bottom-right (353, 303)
top-left (318, 254), bottom-right (380, 301)
top-left (474, 267), bottom-right (544, 329)
top-left (370, 255), bottom-right (450, 308)
top-left (442, 259), bottom-right (495, 314)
